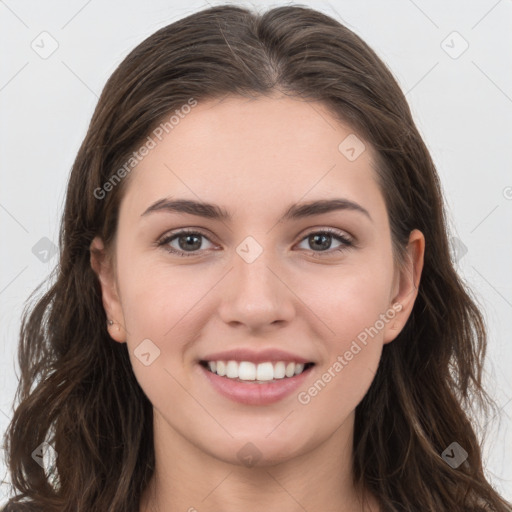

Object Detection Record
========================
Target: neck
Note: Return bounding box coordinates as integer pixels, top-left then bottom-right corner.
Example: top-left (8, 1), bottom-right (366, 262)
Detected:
top-left (140, 409), bottom-right (379, 512)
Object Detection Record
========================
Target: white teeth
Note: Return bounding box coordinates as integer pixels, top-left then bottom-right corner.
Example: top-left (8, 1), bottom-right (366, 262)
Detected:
top-left (226, 361), bottom-right (238, 378)
top-left (216, 361), bottom-right (226, 376)
top-left (274, 361), bottom-right (286, 379)
top-left (238, 361), bottom-right (256, 380)
top-left (204, 360), bottom-right (310, 381)
top-left (256, 362), bottom-right (274, 381)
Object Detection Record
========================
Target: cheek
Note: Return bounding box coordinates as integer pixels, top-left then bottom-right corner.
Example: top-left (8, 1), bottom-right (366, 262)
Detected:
top-left (116, 245), bottom-right (201, 337)
top-left (296, 260), bottom-right (392, 409)
top-left (296, 343), bottom-right (381, 426)
top-left (295, 268), bottom-right (391, 412)
top-left (311, 262), bottom-right (394, 343)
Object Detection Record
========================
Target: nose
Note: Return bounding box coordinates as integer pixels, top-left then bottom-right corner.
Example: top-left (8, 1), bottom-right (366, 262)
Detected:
top-left (217, 245), bottom-right (295, 331)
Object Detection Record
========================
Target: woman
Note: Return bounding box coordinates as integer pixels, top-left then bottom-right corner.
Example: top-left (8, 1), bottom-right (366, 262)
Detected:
top-left (2, 3), bottom-right (511, 511)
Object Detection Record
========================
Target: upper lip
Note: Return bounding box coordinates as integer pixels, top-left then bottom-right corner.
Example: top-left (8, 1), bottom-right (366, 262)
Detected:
top-left (200, 348), bottom-right (313, 365)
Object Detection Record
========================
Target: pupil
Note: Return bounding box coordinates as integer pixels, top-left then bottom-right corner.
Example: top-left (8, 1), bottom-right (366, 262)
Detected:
top-left (310, 233), bottom-right (330, 251)
top-left (181, 234), bottom-right (201, 251)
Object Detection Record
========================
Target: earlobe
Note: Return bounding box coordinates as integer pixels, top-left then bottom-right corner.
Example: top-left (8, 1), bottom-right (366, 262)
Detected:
top-left (383, 229), bottom-right (425, 344)
top-left (89, 236), bottom-right (127, 343)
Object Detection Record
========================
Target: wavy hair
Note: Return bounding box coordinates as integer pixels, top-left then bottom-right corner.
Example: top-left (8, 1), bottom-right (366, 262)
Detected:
top-left (2, 4), bottom-right (511, 511)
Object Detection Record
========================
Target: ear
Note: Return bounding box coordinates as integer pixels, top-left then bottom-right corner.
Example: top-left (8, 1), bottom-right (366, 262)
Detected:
top-left (383, 229), bottom-right (425, 344)
top-left (90, 236), bottom-right (127, 343)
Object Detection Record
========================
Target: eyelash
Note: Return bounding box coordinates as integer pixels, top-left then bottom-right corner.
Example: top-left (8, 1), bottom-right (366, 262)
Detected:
top-left (156, 227), bottom-right (355, 258)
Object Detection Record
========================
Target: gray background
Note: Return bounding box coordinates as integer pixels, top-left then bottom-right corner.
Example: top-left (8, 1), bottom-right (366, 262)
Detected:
top-left (1, 0), bottom-right (511, 503)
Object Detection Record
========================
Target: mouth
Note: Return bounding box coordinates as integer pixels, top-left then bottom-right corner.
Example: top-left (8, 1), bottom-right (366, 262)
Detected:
top-left (199, 360), bottom-right (315, 384)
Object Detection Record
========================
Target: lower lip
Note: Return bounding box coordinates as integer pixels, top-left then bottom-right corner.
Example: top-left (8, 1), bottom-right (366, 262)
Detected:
top-left (200, 364), bottom-right (314, 405)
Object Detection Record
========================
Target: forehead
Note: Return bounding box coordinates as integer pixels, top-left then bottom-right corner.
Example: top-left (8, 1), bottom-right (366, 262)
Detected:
top-left (120, 94), bottom-right (386, 226)
top-left (158, 94), bottom-right (366, 165)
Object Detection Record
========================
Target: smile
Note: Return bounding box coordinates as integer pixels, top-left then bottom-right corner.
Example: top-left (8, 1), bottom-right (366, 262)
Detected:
top-left (198, 359), bottom-right (316, 405)
top-left (200, 360), bottom-right (315, 382)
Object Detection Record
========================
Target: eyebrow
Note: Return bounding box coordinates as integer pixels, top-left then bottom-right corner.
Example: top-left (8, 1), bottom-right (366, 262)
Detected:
top-left (141, 197), bottom-right (372, 223)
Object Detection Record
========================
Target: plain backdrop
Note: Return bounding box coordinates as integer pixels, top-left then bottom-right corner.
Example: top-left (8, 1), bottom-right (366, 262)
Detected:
top-left (1, 0), bottom-right (511, 503)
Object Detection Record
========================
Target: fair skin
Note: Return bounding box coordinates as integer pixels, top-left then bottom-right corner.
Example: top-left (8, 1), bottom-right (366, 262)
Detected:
top-left (90, 94), bottom-right (424, 512)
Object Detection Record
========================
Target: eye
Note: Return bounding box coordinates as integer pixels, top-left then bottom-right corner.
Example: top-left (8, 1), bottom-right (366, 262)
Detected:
top-left (157, 227), bottom-right (354, 258)
top-left (296, 228), bottom-right (354, 256)
top-left (157, 229), bottom-right (216, 257)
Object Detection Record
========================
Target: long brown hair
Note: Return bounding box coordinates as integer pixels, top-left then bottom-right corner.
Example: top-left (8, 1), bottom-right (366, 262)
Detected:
top-left (2, 4), bottom-right (511, 511)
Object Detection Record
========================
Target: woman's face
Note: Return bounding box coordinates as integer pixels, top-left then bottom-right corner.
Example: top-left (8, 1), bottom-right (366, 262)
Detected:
top-left (91, 94), bottom-right (423, 466)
